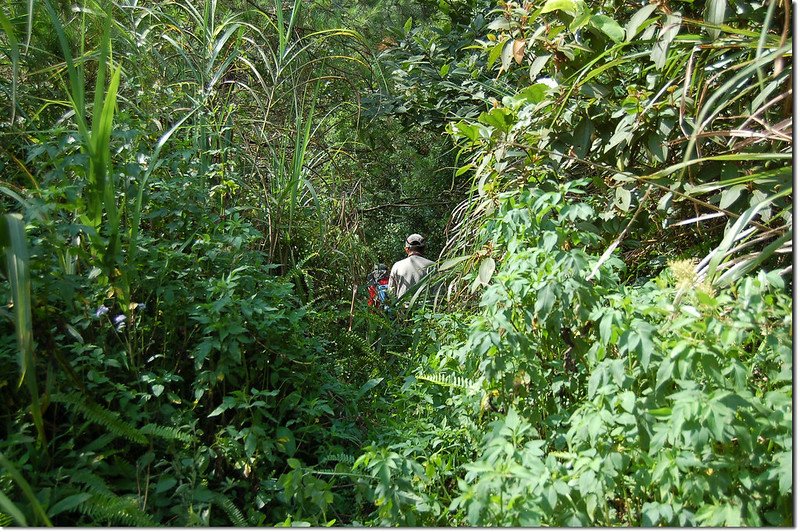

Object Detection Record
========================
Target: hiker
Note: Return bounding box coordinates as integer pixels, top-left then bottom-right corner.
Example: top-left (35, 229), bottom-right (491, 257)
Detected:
top-left (366, 263), bottom-right (390, 312)
top-left (388, 233), bottom-right (435, 299)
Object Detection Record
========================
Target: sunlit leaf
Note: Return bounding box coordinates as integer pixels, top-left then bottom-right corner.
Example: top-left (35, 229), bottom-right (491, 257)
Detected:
top-left (590, 14), bottom-right (624, 42)
top-left (541, 0), bottom-right (578, 16)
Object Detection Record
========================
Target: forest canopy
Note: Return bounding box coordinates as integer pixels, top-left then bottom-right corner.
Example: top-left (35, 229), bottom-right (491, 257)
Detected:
top-left (0, 0), bottom-right (792, 526)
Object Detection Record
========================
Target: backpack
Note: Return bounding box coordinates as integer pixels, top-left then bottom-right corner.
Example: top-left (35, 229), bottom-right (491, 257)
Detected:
top-left (367, 266), bottom-right (390, 310)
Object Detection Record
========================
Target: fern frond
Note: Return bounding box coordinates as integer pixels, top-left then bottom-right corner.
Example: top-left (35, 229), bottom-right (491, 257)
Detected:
top-left (213, 493), bottom-right (247, 526)
top-left (0, 512), bottom-right (13, 526)
top-left (319, 453), bottom-right (355, 466)
top-left (341, 331), bottom-right (380, 362)
top-left (51, 393), bottom-right (147, 444)
top-left (282, 252), bottom-right (318, 302)
top-left (417, 373), bottom-right (476, 390)
top-left (140, 424), bottom-right (193, 443)
top-left (83, 433), bottom-right (116, 453)
top-left (72, 470), bottom-right (113, 496)
top-left (77, 493), bottom-right (155, 526)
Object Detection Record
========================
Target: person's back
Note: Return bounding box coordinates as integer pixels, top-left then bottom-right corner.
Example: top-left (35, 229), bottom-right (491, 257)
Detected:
top-left (388, 234), bottom-right (435, 298)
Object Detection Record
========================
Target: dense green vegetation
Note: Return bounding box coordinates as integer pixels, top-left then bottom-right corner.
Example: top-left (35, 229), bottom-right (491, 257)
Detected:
top-left (0, 0), bottom-right (792, 526)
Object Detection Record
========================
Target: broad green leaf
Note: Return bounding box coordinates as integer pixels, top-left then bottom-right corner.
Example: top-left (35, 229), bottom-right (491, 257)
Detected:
top-left (528, 54), bottom-right (550, 81)
top-left (598, 311), bottom-right (613, 345)
top-left (155, 478), bottom-right (177, 494)
top-left (615, 187), bottom-right (632, 212)
top-left (478, 257), bottom-right (495, 286)
top-left (535, 284), bottom-right (556, 316)
top-left (500, 39), bottom-right (515, 72)
top-left (590, 14), bottom-right (624, 42)
top-left (541, 0), bottom-right (578, 16)
top-left (619, 391), bottom-right (636, 413)
top-left (647, 133), bottom-right (668, 163)
top-left (355, 377), bottom-right (384, 400)
top-left (478, 107), bottom-right (514, 132)
top-left (777, 451), bottom-right (792, 494)
top-left (626, 3), bottom-right (658, 41)
top-left (719, 184), bottom-right (745, 209)
top-left (517, 84), bottom-right (549, 104)
top-left (455, 121), bottom-right (481, 142)
top-left (487, 38), bottom-right (508, 69)
top-left (569, 9), bottom-right (592, 31)
top-left (573, 118), bottom-right (594, 158)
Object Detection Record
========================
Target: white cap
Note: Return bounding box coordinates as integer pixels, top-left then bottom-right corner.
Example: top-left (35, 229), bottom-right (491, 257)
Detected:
top-left (405, 233), bottom-right (424, 246)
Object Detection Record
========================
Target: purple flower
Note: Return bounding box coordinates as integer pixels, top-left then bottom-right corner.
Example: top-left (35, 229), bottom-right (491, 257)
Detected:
top-left (95, 305), bottom-right (109, 318)
top-left (114, 314), bottom-right (126, 331)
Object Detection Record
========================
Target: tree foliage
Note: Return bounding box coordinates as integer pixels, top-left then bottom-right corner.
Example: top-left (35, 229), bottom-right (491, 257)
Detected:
top-left (0, 0), bottom-right (791, 526)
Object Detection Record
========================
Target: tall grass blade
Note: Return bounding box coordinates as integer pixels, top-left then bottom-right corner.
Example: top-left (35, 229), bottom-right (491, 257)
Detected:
top-left (0, 453), bottom-right (51, 526)
top-left (715, 230), bottom-right (792, 287)
top-left (42, 0), bottom-right (88, 135)
top-left (0, 214), bottom-right (44, 445)
top-left (702, 189), bottom-right (791, 283)
top-left (0, 9), bottom-right (19, 125)
top-left (0, 488), bottom-right (27, 526)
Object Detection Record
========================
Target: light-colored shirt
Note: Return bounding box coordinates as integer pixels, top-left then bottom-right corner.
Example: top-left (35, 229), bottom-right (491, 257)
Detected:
top-left (388, 253), bottom-right (435, 298)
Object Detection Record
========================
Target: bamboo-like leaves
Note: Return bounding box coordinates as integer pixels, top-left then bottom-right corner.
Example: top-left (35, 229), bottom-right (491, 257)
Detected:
top-left (0, 8), bottom-right (20, 125)
top-left (700, 189), bottom-right (792, 286)
top-left (43, 0), bottom-right (128, 303)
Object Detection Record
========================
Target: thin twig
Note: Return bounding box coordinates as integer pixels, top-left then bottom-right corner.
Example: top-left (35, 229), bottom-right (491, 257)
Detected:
top-left (587, 186), bottom-right (652, 281)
